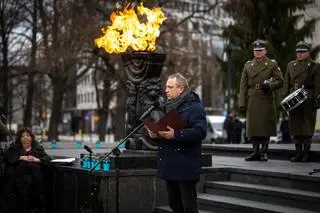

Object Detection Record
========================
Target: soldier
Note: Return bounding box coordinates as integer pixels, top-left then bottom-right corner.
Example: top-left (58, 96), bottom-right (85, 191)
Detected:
top-left (283, 41), bottom-right (320, 162)
top-left (239, 39), bottom-right (284, 161)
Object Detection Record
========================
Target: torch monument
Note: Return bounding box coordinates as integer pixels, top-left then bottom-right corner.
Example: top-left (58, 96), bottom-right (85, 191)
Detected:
top-left (95, 3), bottom-right (167, 150)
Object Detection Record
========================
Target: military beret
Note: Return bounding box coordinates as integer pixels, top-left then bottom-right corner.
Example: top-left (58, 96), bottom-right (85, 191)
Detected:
top-left (252, 39), bottom-right (267, 51)
top-left (296, 41), bottom-right (311, 52)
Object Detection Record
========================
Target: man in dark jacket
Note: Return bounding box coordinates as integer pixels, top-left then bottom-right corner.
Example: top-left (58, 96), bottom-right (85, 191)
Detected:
top-left (223, 112), bottom-right (234, 143)
top-left (232, 114), bottom-right (244, 144)
top-left (146, 73), bottom-right (207, 213)
top-left (280, 115), bottom-right (291, 144)
top-left (283, 41), bottom-right (320, 162)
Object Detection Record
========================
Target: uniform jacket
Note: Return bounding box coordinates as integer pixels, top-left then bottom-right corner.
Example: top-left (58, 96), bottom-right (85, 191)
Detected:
top-left (156, 92), bottom-right (207, 181)
top-left (239, 56), bottom-right (284, 137)
top-left (283, 59), bottom-right (320, 136)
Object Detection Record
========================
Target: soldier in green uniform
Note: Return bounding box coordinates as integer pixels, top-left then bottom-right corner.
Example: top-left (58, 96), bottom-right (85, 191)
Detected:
top-left (283, 41), bottom-right (320, 162)
top-left (239, 39), bottom-right (284, 161)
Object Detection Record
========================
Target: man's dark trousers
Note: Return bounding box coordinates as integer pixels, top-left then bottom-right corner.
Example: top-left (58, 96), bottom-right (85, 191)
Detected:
top-left (165, 180), bottom-right (199, 213)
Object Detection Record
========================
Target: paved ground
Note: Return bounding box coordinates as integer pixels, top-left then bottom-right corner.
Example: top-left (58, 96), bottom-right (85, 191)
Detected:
top-left (41, 142), bottom-right (320, 177)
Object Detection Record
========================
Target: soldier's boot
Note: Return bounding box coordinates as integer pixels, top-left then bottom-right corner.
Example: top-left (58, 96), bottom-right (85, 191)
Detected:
top-left (245, 143), bottom-right (261, 161)
top-left (302, 143), bottom-right (311, 162)
top-left (290, 144), bottom-right (303, 162)
top-left (260, 142), bottom-right (269, 161)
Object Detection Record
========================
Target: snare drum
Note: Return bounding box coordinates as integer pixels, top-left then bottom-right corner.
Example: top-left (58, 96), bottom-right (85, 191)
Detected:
top-left (280, 88), bottom-right (308, 113)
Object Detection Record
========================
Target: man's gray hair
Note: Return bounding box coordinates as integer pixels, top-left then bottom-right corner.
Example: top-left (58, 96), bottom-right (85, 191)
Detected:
top-left (168, 73), bottom-right (190, 88)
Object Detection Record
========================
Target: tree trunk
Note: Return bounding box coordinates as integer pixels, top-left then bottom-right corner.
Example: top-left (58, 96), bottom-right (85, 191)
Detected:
top-left (23, 73), bottom-right (35, 128)
top-left (48, 76), bottom-right (65, 140)
top-left (98, 108), bottom-right (107, 141)
top-left (24, 0), bottom-right (38, 128)
top-left (0, 36), bottom-right (9, 118)
top-left (0, 30), bottom-right (9, 141)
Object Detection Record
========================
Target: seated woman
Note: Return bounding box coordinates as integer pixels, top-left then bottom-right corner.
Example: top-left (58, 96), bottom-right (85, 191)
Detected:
top-left (3, 127), bottom-right (51, 213)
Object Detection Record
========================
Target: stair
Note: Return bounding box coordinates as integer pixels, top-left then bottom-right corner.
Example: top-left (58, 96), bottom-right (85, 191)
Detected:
top-left (154, 206), bottom-right (214, 213)
top-left (154, 167), bottom-right (320, 213)
top-left (197, 193), bottom-right (317, 213)
top-left (204, 181), bottom-right (320, 211)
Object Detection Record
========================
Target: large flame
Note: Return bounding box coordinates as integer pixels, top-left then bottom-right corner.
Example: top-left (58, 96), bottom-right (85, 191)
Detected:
top-left (94, 3), bottom-right (167, 54)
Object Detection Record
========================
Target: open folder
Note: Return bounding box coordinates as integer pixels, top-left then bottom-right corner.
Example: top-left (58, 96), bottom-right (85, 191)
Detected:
top-left (144, 110), bottom-right (188, 132)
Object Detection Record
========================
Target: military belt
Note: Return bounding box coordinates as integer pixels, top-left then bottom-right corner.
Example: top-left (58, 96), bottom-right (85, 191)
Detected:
top-left (248, 84), bottom-right (262, 90)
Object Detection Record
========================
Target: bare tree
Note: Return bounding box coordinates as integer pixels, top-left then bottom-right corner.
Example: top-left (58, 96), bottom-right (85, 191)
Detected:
top-left (21, 0), bottom-right (39, 128)
top-left (156, 0), bottom-right (223, 110)
top-left (92, 52), bottom-right (124, 141)
top-left (37, 0), bottom-right (102, 140)
top-left (0, 0), bottom-right (28, 138)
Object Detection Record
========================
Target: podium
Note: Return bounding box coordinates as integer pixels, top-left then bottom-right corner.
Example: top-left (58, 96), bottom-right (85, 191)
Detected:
top-left (42, 150), bottom-right (212, 213)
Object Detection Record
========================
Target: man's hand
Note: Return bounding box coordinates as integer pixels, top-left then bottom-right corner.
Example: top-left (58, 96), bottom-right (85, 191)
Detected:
top-left (260, 82), bottom-right (272, 95)
top-left (260, 82), bottom-right (270, 90)
top-left (146, 127), bottom-right (161, 139)
top-left (158, 126), bottom-right (175, 140)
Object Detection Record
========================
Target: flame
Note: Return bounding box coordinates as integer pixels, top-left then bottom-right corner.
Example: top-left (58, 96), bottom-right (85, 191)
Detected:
top-left (94, 3), bottom-right (167, 54)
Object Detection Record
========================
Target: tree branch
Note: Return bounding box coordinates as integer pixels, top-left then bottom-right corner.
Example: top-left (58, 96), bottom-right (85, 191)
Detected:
top-left (160, 0), bottom-right (220, 36)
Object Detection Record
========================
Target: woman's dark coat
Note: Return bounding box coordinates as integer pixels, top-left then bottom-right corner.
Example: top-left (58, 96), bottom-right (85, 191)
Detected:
top-left (3, 142), bottom-right (51, 212)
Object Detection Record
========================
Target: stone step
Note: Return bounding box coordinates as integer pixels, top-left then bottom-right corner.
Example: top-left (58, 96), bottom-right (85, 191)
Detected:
top-left (154, 206), bottom-right (215, 213)
top-left (202, 144), bottom-right (320, 161)
top-left (204, 181), bottom-right (320, 211)
top-left (197, 193), bottom-right (318, 213)
top-left (203, 167), bottom-right (320, 193)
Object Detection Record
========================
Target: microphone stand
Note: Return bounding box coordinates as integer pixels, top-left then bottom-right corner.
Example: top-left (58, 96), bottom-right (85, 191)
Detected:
top-left (89, 152), bottom-right (92, 169)
top-left (87, 121), bottom-right (145, 213)
top-left (89, 121), bottom-right (145, 172)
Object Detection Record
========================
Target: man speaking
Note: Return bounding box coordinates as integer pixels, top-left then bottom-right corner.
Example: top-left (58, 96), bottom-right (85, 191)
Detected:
top-left (146, 73), bottom-right (207, 213)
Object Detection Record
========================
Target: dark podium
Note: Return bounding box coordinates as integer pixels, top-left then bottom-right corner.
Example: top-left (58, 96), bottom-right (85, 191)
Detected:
top-left (43, 151), bottom-right (212, 213)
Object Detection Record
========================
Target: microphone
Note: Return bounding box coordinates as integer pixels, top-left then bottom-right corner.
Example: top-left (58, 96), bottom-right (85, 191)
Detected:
top-left (84, 145), bottom-right (93, 154)
top-left (139, 97), bottom-right (165, 121)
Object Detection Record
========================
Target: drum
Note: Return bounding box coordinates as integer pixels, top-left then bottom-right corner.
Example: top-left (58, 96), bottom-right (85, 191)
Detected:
top-left (280, 88), bottom-right (308, 113)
